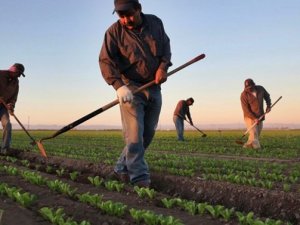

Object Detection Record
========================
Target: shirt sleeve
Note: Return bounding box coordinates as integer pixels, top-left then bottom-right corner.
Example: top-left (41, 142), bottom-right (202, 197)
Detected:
top-left (99, 28), bottom-right (125, 90)
top-left (263, 87), bottom-right (271, 107)
top-left (157, 19), bottom-right (172, 72)
top-left (240, 92), bottom-right (257, 120)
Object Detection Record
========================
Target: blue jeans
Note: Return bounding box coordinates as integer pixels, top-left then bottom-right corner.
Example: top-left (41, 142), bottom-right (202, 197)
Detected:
top-left (0, 105), bottom-right (12, 150)
top-left (115, 85), bottom-right (162, 184)
top-left (173, 115), bottom-right (184, 141)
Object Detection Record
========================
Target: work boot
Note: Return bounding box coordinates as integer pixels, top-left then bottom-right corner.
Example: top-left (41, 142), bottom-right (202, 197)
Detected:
top-left (108, 171), bottom-right (130, 183)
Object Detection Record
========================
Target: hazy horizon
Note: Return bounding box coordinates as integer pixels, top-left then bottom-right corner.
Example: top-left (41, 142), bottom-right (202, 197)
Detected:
top-left (10, 122), bottom-right (300, 131)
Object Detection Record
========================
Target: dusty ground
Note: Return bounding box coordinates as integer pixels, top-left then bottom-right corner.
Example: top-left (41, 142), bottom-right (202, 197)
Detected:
top-left (0, 149), bottom-right (299, 225)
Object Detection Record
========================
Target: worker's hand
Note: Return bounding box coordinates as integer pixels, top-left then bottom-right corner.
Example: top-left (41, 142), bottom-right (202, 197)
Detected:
top-left (266, 106), bottom-right (271, 113)
top-left (254, 118), bottom-right (260, 125)
top-left (155, 68), bottom-right (167, 84)
top-left (116, 85), bottom-right (133, 105)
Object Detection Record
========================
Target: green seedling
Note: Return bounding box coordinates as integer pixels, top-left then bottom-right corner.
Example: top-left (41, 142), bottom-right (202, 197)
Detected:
top-left (134, 186), bottom-right (156, 199)
top-left (87, 176), bottom-right (104, 187)
top-left (69, 171), bottom-right (80, 181)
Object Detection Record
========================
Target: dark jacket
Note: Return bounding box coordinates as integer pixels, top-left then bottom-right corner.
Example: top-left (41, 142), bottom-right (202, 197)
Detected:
top-left (0, 70), bottom-right (19, 107)
top-left (99, 13), bottom-right (172, 90)
top-left (173, 100), bottom-right (192, 122)
top-left (240, 85), bottom-right (271, 120)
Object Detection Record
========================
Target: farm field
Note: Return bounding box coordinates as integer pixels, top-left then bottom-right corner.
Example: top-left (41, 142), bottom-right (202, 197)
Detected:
top-left (0, 129), bottom-right (299, 225)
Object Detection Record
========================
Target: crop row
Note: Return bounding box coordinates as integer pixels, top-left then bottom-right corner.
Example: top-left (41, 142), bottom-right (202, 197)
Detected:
top-left (0, 161), bottom-right (184, 225)
top-left (8, 130), bottom-right (300, 159)
top-left (0, 182), bottom-right (90, 225)
top-left (0, 158), bottom-right (295, 225)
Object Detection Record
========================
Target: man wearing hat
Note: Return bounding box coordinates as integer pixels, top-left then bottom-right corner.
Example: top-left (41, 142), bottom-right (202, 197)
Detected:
top-left (173, 98), bottom-right (194, 141)
top-left (0, 63), bottom-right (25, 155)
top-left (240, 78), bottom-right (271, 149)
top-left (99, 0), bottom-right (172, 187)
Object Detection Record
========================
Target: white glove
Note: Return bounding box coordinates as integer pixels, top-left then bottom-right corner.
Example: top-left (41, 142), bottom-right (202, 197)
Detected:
top-left (116, 85), bottom-right (133, 104)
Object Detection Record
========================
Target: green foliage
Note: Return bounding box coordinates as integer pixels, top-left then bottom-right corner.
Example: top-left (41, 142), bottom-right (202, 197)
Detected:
top-left (69, 171), bottom-right (80, 181)
top-left (39, 207), bottom-right (91, 225)
top-left (87, 176), bottom-right (104, 187)
top-left (98, 200), bottom-right (127, 217)
top-left (0, 182), bottom-right (36, 207)
top-left (13, 191), bottom-right (37, 207)
top-left (129, 208), bottom-right (183, 225)
top-left (134, 186), bottom-right (156, 199)
top-left (104, 180), bottom-right (124, 192)
top-left (20, 159), bottom-right (30, 167)
top-left (46, 165), bottom-right (53, 173)
top-left (76, 192), bottom-right (103, 206)
top-left (56, 168), bottom-right (65, 177)
top-left (21, 170), bottom-right (48, 185)
top-left (47, 179), bottom-right (77, 197)
top-left (3, 165), bottom-right (18, 175)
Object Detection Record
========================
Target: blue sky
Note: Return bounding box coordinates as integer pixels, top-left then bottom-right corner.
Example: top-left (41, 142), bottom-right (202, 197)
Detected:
top-left (1, 0), bottom-right (299, 129)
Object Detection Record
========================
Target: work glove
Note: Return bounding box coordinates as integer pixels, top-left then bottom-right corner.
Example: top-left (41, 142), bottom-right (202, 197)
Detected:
top-left (266, 106), bottom-right (271, 113)
top-left (155, 68), bottom-right (167, 84)
top-left (116, 85), bottom-right (133, 105)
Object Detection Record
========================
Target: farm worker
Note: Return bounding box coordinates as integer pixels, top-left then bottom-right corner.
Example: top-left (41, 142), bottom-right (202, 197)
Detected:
top-left (173, 98), bottom-right (194, 141)
top-left (0, 63), bottom-right (25, 155)
top-left (240, 78), bottom-right (271, 149)
top-left (99, 0), bottom-right (172, 187)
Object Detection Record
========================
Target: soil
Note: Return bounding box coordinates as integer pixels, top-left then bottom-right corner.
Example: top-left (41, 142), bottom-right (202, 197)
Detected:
top-left (0, 149), bottom-right (299, 225)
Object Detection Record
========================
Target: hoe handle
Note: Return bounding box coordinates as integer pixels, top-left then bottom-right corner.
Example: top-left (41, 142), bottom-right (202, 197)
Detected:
top-left (42, 54), bottom-right (206, 141)
top-left (184, 118), bottom-right (207, 136)
top-left (0, 99), bottom-right (36, 143)
top-left (242, 96), bottom-right (282, 136)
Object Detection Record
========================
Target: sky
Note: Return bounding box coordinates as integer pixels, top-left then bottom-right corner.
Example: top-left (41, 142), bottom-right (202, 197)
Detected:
top-left (1, 0), bottom-right (299, 129)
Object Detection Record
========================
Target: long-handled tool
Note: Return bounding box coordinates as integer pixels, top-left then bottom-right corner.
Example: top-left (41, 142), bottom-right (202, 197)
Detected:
top-left (184, 118), bottom-right (207, 137)
top-left (0, 99), bottom-right (47, 157)
top-left (235, 96), bottom-right (282, 145)
top-left (37, 54), bottom-right (206, 153)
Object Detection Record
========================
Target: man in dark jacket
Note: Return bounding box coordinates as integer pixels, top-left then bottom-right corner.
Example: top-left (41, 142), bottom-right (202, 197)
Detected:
top-left (0, 63), bottom-right (25, 155)
top-left (173, 97), bottom-right (194, 141)
top-left (99, 0), bottom-right (172, 187)
top-left (240, 78), bottom-right (271, 149)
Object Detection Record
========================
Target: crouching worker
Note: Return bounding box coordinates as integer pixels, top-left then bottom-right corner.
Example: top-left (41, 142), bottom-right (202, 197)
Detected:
top-left (240, 78), bottom-right (271, 149)
top-left (0, 63), bottom-right (25, 155)
top-left (173, 97), bottom-right (194, 141)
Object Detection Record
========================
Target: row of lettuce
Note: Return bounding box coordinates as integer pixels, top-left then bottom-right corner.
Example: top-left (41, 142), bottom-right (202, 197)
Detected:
top-left (0, 155), bottom-right (295, 225)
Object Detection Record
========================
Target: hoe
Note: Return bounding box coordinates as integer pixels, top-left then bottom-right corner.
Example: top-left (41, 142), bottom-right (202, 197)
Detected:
top-left (0, 99), bottom-right (47, 157)
top-left (235, 96), bottom-right (282, 145)
top-left (37, 54), bottom-right (206, 157)
top-left (184, 118), bottom-right (207, 137)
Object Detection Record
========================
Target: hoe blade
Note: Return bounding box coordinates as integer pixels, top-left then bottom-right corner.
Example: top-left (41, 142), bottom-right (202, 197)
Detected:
top-left (36, 141), bottom-right (47, 158)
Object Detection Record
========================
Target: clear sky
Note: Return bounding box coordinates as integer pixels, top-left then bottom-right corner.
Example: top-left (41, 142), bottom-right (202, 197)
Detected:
top-left (1, 0), bottom-right (299, 129)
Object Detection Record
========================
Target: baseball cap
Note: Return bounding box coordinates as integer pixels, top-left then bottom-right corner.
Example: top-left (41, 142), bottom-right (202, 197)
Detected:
top-left (186, 97), bottom-right (194, 104)
top-left (113, 0), bottom-right (139, 13)
top-left (9, 63), bottom-right (26, 77)
top-left (244, 78), bottom-right (255, 89)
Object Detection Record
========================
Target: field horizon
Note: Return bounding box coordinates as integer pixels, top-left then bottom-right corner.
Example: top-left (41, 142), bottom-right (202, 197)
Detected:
top-left (10, 122), bottom-right (300, 131)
